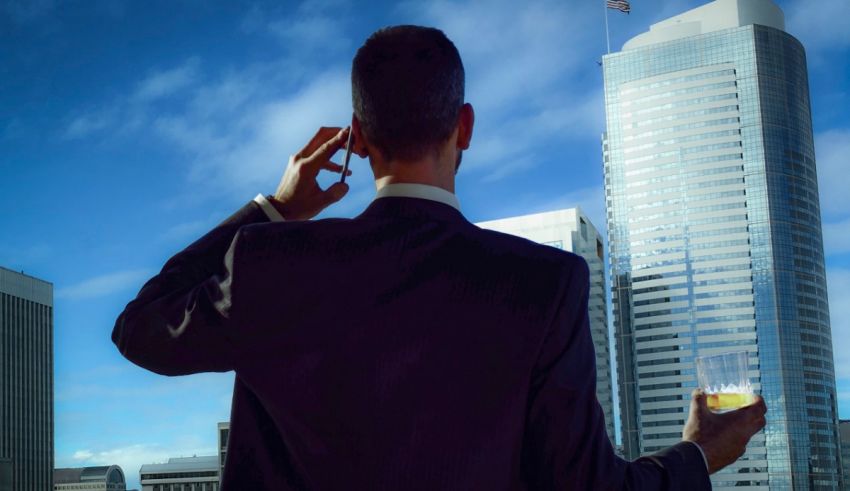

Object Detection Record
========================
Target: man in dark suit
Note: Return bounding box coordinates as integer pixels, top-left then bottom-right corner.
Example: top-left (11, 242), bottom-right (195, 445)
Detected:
top-left (113, 25), bottom-right (766, 489)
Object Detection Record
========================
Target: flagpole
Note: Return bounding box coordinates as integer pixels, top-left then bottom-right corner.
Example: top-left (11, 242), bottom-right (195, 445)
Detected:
top-left (603, 0), bottom-right (611, 54)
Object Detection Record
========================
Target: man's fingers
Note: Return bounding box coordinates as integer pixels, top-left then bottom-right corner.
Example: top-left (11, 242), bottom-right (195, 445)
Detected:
top-left (296, 126), bottom-right (344, 159)
top-left (304, 127), bottom-right (348, 169)
top-left (322, 181), bottom-right (349, 205)
top-left (322, 161), bottom-right (353, 175)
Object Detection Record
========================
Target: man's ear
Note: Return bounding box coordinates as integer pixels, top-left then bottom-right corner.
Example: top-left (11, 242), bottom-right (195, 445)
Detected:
top-left (456, 103), bottom-right (474, 150)
top-left (350, 116), bottom-right (370, 158)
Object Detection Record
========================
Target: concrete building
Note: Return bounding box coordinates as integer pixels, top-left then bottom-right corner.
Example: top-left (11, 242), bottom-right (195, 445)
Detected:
top-left (139, 456), bottom-right (219, 491)
top-left (841, 420), bottom-right (850, 491)
top-left (476, 207), bottom-right (615, 443)
top-left (217, 422), bottom-right (229, 481)
top-left (602, 0), bottom-right (840, 488)
top-left (0, 267), bottom-right (54, 490)
top-left (54, 465), bottom-right (126, 491)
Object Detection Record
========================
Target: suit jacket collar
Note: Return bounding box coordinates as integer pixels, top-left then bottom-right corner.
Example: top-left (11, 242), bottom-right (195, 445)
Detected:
top-left (356, 196), bottom-right (468, 224)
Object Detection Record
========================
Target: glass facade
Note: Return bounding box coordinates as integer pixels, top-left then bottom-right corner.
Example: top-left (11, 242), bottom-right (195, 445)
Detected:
top-left (0, 267), bottom-right (53, 491)
top-left (476, 208), bottom-right (615, 443)
top-left (603, 10), bottom-right (840, 490)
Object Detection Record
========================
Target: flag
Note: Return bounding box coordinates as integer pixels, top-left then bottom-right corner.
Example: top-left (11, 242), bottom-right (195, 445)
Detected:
top-left (607, 0), bottom-right (630, 13)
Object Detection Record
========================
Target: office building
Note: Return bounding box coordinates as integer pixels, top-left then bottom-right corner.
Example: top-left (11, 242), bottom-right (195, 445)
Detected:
top-left (139, 456), bottom-right (219, 491)
top-left (840, 420), bottom-right (850, 491)
top-left (54, 465), bottom-right (126, 490)
top-left (602, 0), bottom-right (841, 488)
top-left (477, 207), bottom-right (615, 443)
top-left (217, 422), bottom-right (229, 481)
top-left (0, 267), bottom-right (54, 490)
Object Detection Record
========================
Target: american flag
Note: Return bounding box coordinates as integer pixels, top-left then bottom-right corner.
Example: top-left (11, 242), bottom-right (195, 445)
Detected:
top-left (607, 0), bottom-right (631, 13)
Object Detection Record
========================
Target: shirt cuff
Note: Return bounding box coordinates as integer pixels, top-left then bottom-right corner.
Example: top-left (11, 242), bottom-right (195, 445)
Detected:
top-left (686, 441), bottom-right (710, 472)
top-left (253, 194), bottom-right (285, 222)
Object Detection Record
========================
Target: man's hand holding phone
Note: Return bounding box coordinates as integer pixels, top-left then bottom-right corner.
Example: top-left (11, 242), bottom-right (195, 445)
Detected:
top-left (269, 126), bottom-right (356, 221)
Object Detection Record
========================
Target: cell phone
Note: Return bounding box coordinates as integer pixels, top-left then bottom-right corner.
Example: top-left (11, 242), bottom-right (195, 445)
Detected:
top-left (340, 127), bottom-right (354, 184)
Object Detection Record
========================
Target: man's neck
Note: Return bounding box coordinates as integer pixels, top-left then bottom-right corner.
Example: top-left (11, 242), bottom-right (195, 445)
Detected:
top-left (371, 156), bottom-right (456, 193)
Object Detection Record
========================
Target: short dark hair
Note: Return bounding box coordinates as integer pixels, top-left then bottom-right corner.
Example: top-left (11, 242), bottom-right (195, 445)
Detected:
top-left (352, 25), bottom-right (465, 162)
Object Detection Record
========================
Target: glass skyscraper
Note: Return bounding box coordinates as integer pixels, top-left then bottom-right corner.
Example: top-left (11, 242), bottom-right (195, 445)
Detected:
top-left (602, 0), bottom-right (840, 488)
top-left (476, 208), bottom-right (615, 444)
top-left (0, 266), bottom-right (53, 491)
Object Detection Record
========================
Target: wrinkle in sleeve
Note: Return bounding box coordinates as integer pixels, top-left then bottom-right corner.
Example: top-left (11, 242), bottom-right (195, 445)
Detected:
top-left (112, 229), bottom-right (249, 376)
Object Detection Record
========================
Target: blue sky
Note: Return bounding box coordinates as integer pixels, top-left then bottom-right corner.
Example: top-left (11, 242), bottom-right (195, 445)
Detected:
top-left (2, 0), bottom-right (849, 489)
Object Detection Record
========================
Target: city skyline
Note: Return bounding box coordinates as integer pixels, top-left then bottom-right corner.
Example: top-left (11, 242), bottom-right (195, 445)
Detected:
top-left (1, 0), bottom-right (849, 489)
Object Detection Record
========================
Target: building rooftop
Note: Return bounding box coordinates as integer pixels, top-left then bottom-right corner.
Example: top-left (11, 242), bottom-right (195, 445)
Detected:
top-left (140, 456), bottom-right (219, 474)
top-left (623, 0), bottom-right (785, 51)
top-left (54, 466), bottom-right (125, 484)
top-left (0, 266), bottom-right (53, 305)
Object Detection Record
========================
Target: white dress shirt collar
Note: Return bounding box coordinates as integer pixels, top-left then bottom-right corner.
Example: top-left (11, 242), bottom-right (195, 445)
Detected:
top-left (375, 183), bottom-right (460, 211)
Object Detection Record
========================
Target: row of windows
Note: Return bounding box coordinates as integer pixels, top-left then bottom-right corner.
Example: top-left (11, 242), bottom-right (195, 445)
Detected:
top-left (626, 212), bottom-right (747, 237)
top-left (623, 153), bottom-right (742, 180)
top-left (623, 80), bottom-right (737, 109)
top-left (626, 104), bottom-right (739, 130)
top-left (620, 68), bottom-right (736, 96)
top-left (624, 129), bottom-right (741, 155)
top-left (623, 92), bottom-right (738, 119)
top-left (623, 116), bottom-right (740, 143)
top-left (625, 140), bottom-right (742, 166)
top-left (626, 176), bottom-right (744, 201)
top-left (630, 224), bottom-right (748, 249)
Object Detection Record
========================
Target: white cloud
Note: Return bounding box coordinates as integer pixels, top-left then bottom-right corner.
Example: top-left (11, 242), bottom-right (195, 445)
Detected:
top-left (815, 128), bottom-right (850, 217)
top-left (72, 450), bottom-right (93, 460)
top-left (133, 58), bottom-right (200, 103)
top-left (64, 0), bottom-right (607, 199)
top-left (153, 69), bottom-right (351, 196)
top-left (829, 268), bottom-right (850, 378)
top-left (56, 268), bottom-right (151, 300)
top-left (63, 110), bottom-right (114, 140)
top-left (785, 0), bottom-right (850, 53)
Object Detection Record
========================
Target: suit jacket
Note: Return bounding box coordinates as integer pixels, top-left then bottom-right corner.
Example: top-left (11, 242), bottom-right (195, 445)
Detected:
top-left (113, 196), bottom-right (711, 490)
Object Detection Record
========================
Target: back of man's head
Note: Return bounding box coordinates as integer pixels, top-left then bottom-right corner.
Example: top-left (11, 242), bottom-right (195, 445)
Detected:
top-left (352, 25), bottom-right (465, 163)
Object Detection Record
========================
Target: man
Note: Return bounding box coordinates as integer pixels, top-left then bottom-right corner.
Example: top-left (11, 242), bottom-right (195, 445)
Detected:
top-left (113, 26), bottom-right (766, 489)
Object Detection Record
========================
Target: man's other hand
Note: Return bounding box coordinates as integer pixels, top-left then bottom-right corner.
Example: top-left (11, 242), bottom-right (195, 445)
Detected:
top-left (271, 126), bottom-right (354, 220)
top-left (682, 389), bottom-right (767, 474)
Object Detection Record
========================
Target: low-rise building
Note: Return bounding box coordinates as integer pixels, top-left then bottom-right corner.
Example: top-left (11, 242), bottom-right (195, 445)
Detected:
top-left (139, 456), bottom-right (219, 491)
top-left (217, 423), bottom-right (229, 481)
top-left (53, 465), bottom-right (126, 490)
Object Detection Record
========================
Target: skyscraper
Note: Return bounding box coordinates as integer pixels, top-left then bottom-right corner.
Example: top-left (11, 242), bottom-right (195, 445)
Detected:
top-left (0, 267), bottom-right (54, 490)
top-left (602, 0), bottom-right (840, 488)
top-left (476, 207), bottom-right (615, 443)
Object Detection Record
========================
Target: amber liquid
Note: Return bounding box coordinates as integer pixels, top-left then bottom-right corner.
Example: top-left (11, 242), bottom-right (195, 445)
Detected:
top-left (706, 392), bottom-right (755, 412)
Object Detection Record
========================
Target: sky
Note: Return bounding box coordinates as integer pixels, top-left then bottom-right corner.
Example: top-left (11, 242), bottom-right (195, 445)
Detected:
top-left (1, 0), bottom-right (849, 489)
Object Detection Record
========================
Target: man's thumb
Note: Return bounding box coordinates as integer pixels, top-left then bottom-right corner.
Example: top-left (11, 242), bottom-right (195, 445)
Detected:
top-left (690, 388), bottom-right (708, 415)
top-left (324, 182), bottom-right (349, 204)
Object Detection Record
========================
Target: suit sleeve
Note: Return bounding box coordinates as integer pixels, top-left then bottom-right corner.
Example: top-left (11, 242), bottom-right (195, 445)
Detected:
top-left (520, 257), bottom-right (711, 490)
top-left (111, 201), bottom-right (267, 376)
